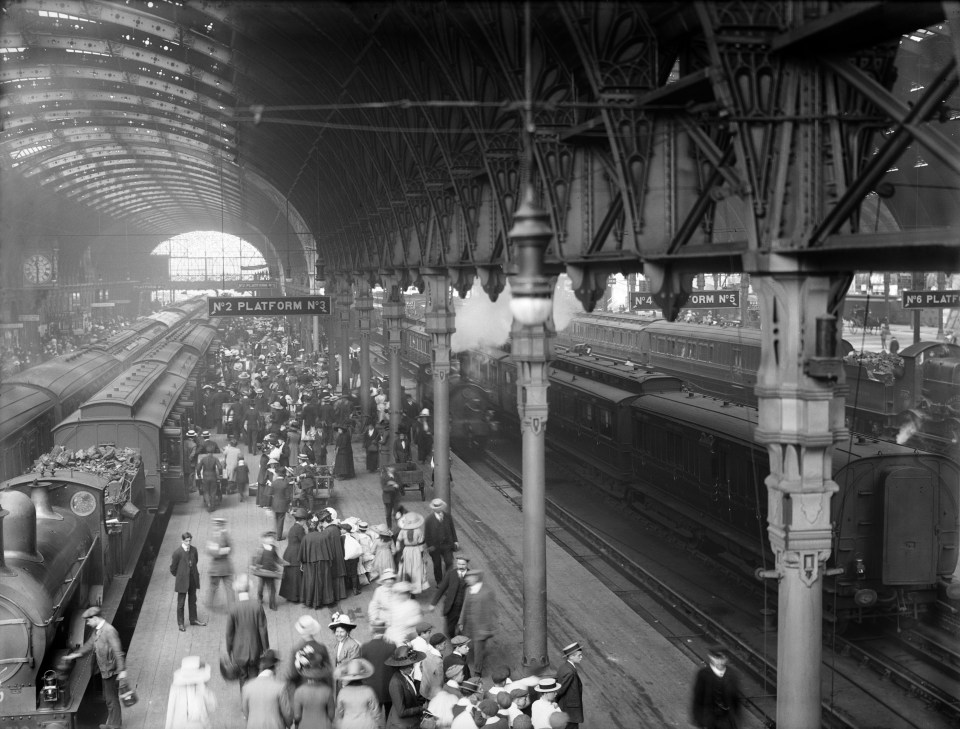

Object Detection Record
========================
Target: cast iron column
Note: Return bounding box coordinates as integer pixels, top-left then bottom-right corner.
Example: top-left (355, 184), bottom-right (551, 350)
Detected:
top-left (355, 281), bottom-right (373, 421)
top-left (337, 280), bottom-right (353, 398)
top-left (423, 271), bottom-right (455, 506)
top-left (512, 317), bottom-right (554, 674)
top-left (754, 273), bottom-right (847, 729)
top-left (382, 278), bottom-right (405, 457)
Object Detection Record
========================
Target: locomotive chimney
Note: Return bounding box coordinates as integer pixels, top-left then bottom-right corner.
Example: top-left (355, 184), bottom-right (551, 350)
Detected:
top-left (31, 480), bottom-right (62, 521)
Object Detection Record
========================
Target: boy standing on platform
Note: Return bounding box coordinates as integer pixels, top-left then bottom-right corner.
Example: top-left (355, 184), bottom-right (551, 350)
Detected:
top-left (170, 532), bottom-right (206, 632)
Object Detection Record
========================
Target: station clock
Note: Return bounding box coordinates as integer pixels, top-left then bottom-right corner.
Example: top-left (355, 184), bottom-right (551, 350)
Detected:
top-left (23, 253), bottom-right (54, 284)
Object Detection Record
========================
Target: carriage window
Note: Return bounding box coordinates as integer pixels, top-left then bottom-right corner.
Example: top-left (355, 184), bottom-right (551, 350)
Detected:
top-left (732, 346), bottom-right (742, 368)
top-left (598, 408), bottom-right (613, 437)
top-left (579, 401), bottom-right (595, 429)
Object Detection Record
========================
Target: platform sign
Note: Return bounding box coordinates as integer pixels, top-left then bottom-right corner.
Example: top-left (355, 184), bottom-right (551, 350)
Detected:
top-left (631, 290), bottom-right (740, 311)
top-left (901, 290), bottom-right (960, 309)
top-left (208, 295), bottom-right (331, 317)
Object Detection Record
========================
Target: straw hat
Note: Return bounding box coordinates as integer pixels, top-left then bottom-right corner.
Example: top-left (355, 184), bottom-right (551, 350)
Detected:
top-left (328, 612), bottom-right (357, 631)
top-left (535, 678), bottom-right (561, 693)
top-left (378, 568), bottom-right (397, 582)
top-left (333, 657), bottom-right (375, 682)
top-left (295, 615), bottom-right (321, 637)
top-left (173, 656), bottom-right (211, 685)
top-left (398, 512), bottom-right (424, 530)
top-left (429, 498), bottom-right (447, 511)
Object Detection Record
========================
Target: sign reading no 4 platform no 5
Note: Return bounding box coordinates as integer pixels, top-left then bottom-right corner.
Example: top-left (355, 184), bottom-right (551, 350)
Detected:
top-left (208, 296), bottom-right (331, 317)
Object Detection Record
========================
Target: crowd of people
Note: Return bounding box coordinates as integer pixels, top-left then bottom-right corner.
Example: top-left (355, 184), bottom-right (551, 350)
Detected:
top-left (71, 317), bottom-right (740, 729)
top-left (0, 315), bottom-right (137, 375)
top-left (159, 502), bottom-right (586, 729)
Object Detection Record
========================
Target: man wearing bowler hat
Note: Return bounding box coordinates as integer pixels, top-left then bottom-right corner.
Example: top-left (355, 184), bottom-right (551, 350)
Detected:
top-left (555, 641), bottom-right (584, 728)
top-left (65, 606), bottom-right (127, 729)
top-left (424, 497), bottom-right (458, 585)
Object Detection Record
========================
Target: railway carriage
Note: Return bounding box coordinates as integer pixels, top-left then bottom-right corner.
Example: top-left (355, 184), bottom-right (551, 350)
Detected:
top-left (0, 299), bottom-right (207, 482)
top-left (52, 322), bottom-right (217, 509)
top-left (556, 312), bottom-right (960, 450)
top-left (454, 337), bottom-right (959, 626)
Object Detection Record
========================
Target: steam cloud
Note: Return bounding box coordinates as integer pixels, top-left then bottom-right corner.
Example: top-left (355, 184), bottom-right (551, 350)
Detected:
top-left (449, 277), bottom-right (577, 353)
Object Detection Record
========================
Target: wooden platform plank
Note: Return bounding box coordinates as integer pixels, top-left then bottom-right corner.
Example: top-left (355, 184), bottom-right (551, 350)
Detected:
top-left (119, 431), bottom-right (728, 728)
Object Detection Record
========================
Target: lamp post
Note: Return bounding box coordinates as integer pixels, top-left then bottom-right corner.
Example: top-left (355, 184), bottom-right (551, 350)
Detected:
top-left (508, 184), bottom-right (555, 674)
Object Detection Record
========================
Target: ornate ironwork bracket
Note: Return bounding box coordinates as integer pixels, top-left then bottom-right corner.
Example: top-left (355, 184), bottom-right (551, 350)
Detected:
top-left (643, 262), bottom-right (692, 321)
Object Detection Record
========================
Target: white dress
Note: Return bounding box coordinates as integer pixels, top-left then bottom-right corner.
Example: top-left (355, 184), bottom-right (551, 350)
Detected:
top-left (385, 596), bottom-right (423, 646)
top-left (396, 526), bottom-right (430, 594)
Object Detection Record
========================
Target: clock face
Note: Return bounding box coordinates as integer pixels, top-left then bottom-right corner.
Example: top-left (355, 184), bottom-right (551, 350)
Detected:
top-left (23, 254), bottom-right (53, 284)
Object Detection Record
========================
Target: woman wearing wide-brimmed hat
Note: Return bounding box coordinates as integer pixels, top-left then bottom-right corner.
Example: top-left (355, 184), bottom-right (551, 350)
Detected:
top-left (395, 511), bottom-right (430, 595)
top-left (333, 423), bottom-right (355, 480)
top-left (329, 613), bottom-right (362, 680)
top-left (384, 645), bottom-right (426, 728)
top-left (164, 656), bottom-right (216, 729)
top-left (279, 507), bottom-right (310, 604)
top-left (370, 525), bottom-right (396, 583)
top-left (333, 658), bottom-right (379, 729)
top-left (292, 643), bottom-right (335, 729)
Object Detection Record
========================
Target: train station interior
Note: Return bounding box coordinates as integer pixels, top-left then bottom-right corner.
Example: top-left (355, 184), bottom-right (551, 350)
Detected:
top-left (1, 3), bottom-right (958, 729)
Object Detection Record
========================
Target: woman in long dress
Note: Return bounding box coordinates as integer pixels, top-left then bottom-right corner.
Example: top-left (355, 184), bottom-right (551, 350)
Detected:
top-left (333, 425), bottom-right (355, 480)
top-left (370, 525), bottom-right (396, 581)
top-left (395, 511), bottom-right (430, 595)
top-left (279, 508), bottom-right (309, 603)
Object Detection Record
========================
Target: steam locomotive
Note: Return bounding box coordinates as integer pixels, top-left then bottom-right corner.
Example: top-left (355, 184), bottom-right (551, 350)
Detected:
top-left (449, 343), bottom-right (960, 625)
top-left (0, 298), bottom-right (208, 482)
top-left (0, 459), bottom-right (154, 729)
top-left (555, 312), bottom-right (960, 451)
top-left (0, 318), bottom-right (219, 728)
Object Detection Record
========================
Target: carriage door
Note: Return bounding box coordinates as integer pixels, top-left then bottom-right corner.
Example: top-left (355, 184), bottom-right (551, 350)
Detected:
top-left (883, 467), bottom-right (936, 585)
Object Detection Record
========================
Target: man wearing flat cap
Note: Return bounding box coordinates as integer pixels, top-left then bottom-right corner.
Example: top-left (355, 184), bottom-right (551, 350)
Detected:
top-left (66, 606), bottom-right (127, 729)
top-left (555, 641), bottom-right (584, 727)
top-left (424, 498), bottom-right (458, 586)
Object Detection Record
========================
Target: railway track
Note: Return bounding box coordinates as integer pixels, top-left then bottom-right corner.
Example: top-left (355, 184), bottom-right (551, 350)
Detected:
top-left (458, 440), bottom-right (960, 729)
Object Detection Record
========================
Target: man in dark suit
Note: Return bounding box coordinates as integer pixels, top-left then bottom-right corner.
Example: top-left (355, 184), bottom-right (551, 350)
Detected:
top-left (428, 555), bottom-right (469, 638)
top-left (423, 498), bottom-right (458, 585)
top-left (458, 569), bottom-right (497, 677)
top-left (385, 645), bottom-right (425, 728)
top-left (270, 468), bottom-right (291, 540)
top-left (360, 619), bottom-right (397, 722)
top-left (691, 646), bottom-right (741, 729)
top-left (170, 531), bottom-right (206, 632)
top-left (555, 641), bottom-right (585, 728)
top-left (226, 574), bottom-right (270, 693)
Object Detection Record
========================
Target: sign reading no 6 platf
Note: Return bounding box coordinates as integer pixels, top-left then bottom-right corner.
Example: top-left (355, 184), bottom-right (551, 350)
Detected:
top-left (208, 296), bottom-right (331, 317)
top-left (901, 290), bottom-right (960, 309)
